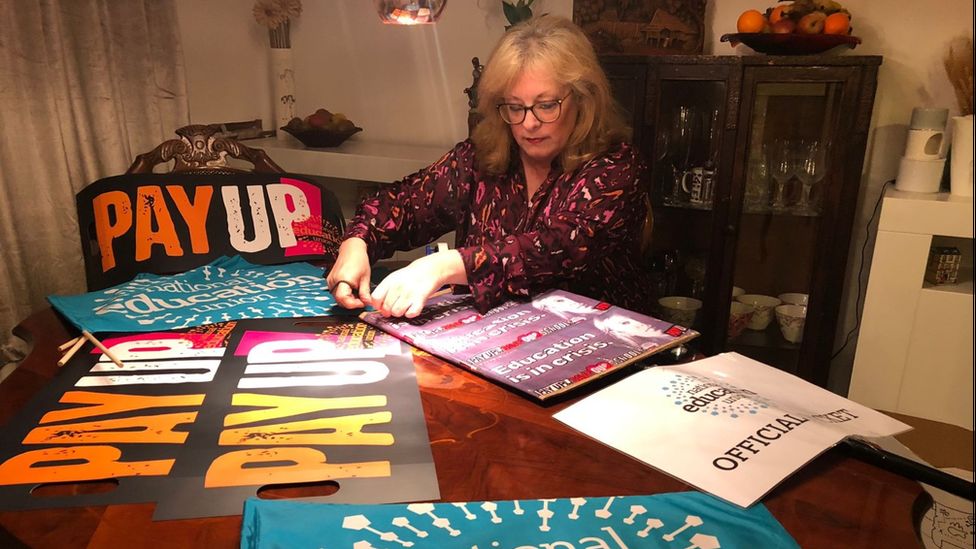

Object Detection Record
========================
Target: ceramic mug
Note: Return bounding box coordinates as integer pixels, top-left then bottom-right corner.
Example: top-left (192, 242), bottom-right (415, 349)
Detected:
top-left (777, 292), bottom-right (809, 307)
top-left (735, 294), bottom-right (782, 330)
top-left (657, 296), bottom-right (703, 327)
top-left (728, 301), bottom-right (755, 339)
top-left (775, 304), bottom-right (807, 343)
top-left (681, 167), bottom-right (715, 206)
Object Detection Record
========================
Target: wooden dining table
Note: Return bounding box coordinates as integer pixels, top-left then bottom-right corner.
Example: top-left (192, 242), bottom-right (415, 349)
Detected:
top-left (0, 307), bottom-right (925, 548)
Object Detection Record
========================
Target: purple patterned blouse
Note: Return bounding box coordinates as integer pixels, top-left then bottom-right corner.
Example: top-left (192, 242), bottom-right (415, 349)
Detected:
top-left (344, 140), bottom-right (654, 314)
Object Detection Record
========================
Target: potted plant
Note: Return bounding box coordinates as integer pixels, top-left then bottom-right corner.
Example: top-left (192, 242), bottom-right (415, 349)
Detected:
top-left (503, 0), bottom-right (536, 30)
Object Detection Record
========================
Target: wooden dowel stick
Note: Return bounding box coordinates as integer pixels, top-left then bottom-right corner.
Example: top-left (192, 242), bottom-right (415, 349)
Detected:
top-left (82, 330), bottom-right (125, 368)
top-left (57, 337), bottom-right (87, 367)
top-left (58, 336), bottom-right (82, 351)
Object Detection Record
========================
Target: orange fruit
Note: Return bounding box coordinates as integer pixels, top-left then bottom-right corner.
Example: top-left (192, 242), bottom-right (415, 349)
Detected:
top-left (769, 3), bottom-right (792, 24)
top-left (823, 12), bottom-right (850, 35)
top-left (737, 10), bottom-right (767, 33)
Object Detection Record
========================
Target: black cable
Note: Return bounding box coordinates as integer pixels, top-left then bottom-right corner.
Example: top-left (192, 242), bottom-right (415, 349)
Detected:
top-left (842, 438), bottom-right (975, 501)
top-left (831, 179), bottom-right (894, 361)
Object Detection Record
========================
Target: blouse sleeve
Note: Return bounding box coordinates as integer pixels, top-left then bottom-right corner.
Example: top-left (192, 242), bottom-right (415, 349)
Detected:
top-left (343, 141), bottom-right (474, 263)
top-left (457, 145), bottom-right (647, 312)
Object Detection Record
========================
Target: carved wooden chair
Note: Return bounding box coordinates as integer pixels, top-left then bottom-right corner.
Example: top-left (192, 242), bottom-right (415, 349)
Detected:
top-left (126, 124), bottom-right (283, 175)
top-left (76, 125), bottom-right (345, 290)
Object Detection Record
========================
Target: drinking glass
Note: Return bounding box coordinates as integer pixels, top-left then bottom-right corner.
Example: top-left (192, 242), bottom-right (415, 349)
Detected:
top-left (666, 106), bottom-right (696, 205)
top-left (767, 139), bottom-right (795, 212)
top-left (744, 143), bottom-right (771, 213)
top-left (654, 120), bottom-right (671, 204)
top-left (794, 139), bottom-right (827, 215)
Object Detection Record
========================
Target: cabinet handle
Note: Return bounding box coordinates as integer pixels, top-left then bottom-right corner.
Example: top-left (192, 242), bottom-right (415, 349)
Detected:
top-left (725, 224), bottom-right (737, 234)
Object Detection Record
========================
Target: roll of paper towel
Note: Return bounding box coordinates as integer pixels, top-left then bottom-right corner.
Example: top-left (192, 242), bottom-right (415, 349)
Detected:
top-left (895, 157), bottom-right (946, 193)
top-left (950, 115), bottom-right (974, 197)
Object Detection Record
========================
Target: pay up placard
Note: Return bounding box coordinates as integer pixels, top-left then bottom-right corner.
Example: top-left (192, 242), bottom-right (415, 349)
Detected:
top-left (0, 318), bottom-right (439, 520)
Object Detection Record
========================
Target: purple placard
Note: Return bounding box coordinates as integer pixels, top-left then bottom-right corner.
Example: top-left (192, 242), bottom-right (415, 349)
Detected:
top-left (362, 290), bottom-right (698, 401)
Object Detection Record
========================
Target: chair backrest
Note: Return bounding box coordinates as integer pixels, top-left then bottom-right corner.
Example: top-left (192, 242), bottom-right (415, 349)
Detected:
top-left (463, 57), bottom-right (484, 137)
top-left (77, 125), bottom-right (344, 290)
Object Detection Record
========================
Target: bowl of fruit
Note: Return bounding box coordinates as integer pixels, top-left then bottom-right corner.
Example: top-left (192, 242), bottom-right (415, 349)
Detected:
top-left (280, 109), bottom-right (362, 148)
top-left (720, 0), bottom-right (860, 55)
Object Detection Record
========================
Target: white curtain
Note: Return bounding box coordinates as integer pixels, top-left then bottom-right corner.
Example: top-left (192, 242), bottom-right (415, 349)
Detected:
top-left (0, 0), bottom-right (189, 374)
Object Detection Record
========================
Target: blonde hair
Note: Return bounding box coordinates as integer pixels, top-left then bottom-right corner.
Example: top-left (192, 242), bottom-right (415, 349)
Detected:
top-left (472, 15), bottom-right (631, 174)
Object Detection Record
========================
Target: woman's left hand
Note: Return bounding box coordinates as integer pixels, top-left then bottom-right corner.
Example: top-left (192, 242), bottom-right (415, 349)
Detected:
top-left (372, 250), bottom-right (467, 318)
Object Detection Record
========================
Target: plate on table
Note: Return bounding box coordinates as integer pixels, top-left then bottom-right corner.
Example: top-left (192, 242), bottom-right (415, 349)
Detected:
top-left (721, 33), bottom-right (861, 55)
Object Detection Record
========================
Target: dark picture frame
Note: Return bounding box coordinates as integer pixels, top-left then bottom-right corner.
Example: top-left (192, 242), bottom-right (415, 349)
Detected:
top-left (573, 0), bottom-right (706, 55)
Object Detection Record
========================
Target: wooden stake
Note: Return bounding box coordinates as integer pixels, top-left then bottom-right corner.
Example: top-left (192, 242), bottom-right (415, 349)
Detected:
top-left (82, 330), bottom-right (125, 368)
top-left (58, 336), bottom-right (82, 351)
top-left (57, 337), bottom-right (87, 367)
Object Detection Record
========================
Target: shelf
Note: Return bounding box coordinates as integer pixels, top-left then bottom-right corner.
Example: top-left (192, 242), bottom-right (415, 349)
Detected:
top-left (725, 339), bottom-right (801, 376)
top-left (657, 202), bottom-right (714, 212)
top-left (237, 136), bottom-right (448, 184)
top-left (741, 208), bottom-right (821, 218)
top-left (661, 202), bottom-right (714, 211)
top-left (878, 190), bottom-right (974, 238)
top-left (922, 273), bottom-right (973, 296)
top-left (727, 324), bottom-right (801, 351)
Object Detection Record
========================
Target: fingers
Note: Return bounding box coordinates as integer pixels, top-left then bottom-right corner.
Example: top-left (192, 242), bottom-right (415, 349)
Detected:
top-left (404, 299), bottom-right (425, 319)
top-left (357, 274), bottom-right (373, 306)
top-left (378, 290), bottom-right (415, 318)
top-left (371, 277), bottom-right (432, 318)
top-left (332, 281), bottom-right (365, 309)
top-left (371, 276), bottom-right (407, 317)
top-left (326, 238), bottom-right (372, 310)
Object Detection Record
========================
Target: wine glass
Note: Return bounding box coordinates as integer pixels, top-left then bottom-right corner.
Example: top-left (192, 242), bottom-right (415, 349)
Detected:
top-left (744, 143), bottom-right (771, 213)
top-left (666, 106), bottom-right (696, 205)
top-left (795, 139), bottom-right (827, 215)
top-left (767, 139), bottom-right (795, 212)
top-left (654, 118), bottom-right (671, 204)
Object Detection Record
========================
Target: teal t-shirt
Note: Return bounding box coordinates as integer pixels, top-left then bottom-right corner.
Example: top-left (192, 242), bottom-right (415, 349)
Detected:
top-left (241, 492), bottom-right (799, 548)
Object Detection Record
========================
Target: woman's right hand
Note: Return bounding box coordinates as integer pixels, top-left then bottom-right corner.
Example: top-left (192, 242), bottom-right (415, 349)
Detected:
top-left (326, 238), bottom-right (373, 309)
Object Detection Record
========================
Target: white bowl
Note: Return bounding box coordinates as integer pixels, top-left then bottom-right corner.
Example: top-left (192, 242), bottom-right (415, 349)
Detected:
top-left (777, 292), bottom-right (809, 307)
top-left (775, 304), bottom-right (807, 343)
top-left (728, 301), bottom-right (755, 339)
top-left (657, 296), bottom-right (703, 327)
top-left (735, 294), bottom-right (782, 330)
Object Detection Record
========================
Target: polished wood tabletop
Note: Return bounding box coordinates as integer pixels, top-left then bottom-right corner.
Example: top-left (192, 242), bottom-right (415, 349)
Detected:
top-left (0, 308), bottom-right (924, 548)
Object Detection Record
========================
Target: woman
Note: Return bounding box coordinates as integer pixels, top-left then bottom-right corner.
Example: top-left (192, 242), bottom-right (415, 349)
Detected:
top-left (531, 293), bottom-right (597, 322)
top-left (592, 313), bottom-right (667, 350)
top-left (327, 15), bottom-right (652, 318)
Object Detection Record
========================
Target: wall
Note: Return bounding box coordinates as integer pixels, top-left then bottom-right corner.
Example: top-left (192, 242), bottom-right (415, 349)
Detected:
top-left (176, 0), bottom-right (571, 148)
top-left (176, 0), bottom-right (973, 394)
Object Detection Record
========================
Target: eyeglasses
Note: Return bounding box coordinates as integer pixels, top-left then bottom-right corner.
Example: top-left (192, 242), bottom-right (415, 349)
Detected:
top-left (496, 92), bottom-right (573, 125)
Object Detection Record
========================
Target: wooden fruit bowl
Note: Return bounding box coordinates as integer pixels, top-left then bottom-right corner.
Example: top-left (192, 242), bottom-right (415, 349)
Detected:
top-left (280, 125), bottom-right (363, 148)
top-left (721, 32), bottom-right (861, 55)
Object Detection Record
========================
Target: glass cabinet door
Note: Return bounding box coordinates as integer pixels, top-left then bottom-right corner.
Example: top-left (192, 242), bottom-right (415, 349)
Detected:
top-left (603, 58), bottom-right (878, 383)
top-left (646, 68), bottom-right (733, 348)
top-left (725, 75), bottom-right (848, 377)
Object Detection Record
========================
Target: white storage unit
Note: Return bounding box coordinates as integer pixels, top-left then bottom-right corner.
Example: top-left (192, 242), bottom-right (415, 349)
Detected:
top-left (849, 188), bottom-right (973, 429)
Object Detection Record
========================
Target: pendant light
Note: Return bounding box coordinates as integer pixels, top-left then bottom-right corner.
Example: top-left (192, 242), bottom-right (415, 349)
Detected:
top-left (374, 0), bottom-right (447, 25)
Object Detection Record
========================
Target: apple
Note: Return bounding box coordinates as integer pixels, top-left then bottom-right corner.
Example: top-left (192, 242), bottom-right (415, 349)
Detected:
top-left (307, 112), bottom-right (332, 129)
top-left (769, 4), bottom-right (793, 24)
top-left (796, 11), bottom-right (827, 34)
top-left (771, 19), bottom-right (796, 33)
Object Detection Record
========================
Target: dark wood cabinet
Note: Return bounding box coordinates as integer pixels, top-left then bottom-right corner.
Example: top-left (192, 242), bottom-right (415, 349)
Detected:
top-left (603, 55), bottom-right (881, 386)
